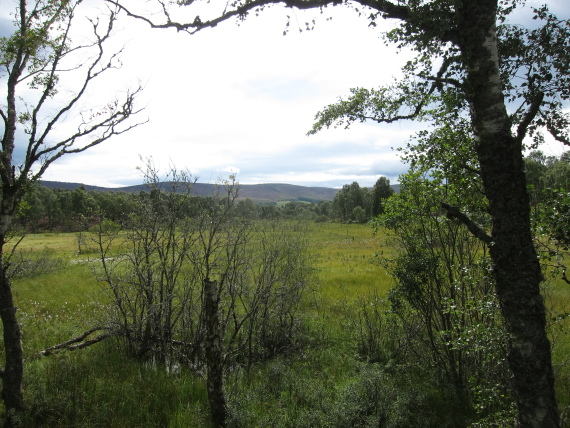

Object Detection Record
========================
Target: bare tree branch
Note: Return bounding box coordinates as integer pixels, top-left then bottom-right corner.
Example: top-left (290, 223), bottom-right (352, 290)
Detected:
top-left (515, 91), bottom-right (544, 144)
top-left (106, 0), bottom-right (410, 34)
top-left (441, 202), bottom-right (493, 245)
top-left (32, 86), bottom-right (147, 180)
top-left (27, 7), bottom-right (129, 169)
top-left (34, 327), bottom-right (113, 357)
top-left (425, 76), bottom-right (462, 88)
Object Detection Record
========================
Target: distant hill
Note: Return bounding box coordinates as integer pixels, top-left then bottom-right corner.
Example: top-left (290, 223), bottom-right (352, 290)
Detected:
top-left (40, 181), bottom-right (399, 203)
top-left (40, 181), bottom-right (341, 204)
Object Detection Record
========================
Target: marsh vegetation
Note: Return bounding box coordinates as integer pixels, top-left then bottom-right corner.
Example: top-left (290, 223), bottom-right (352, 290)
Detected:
top-left (5, 195), bottom-right (570, 427)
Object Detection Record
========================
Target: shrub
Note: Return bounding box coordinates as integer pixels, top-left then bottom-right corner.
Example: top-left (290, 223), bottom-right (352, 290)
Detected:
top-left (7, 247), bottom-right (65, 279)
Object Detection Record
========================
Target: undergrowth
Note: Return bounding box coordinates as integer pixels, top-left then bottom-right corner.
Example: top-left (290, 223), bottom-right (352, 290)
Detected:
top-left (1, 223), bottom-right (568, 427)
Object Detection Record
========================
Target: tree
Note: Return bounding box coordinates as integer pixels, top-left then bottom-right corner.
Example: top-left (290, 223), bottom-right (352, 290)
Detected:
top-left (93, 166), bottom-right (314, 428)
top-left (523, 151), bottom-right (570, 272)
top-left (106, 1), bottom-right (568, 425)
top-left (0, 1), bottom-right (143, 424)
top-left (332, 181), bottom-right (365, 222)
top-left (371, 176), bottom-right (394, 217)
top-left (331, 178), bottom-right (392, 222)
top-left (377, 164), bottom-right (513, 424)
top-left (544, 155), bottom-right (570, 191)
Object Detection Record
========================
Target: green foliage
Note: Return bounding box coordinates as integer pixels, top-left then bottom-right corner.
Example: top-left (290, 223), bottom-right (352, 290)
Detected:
top-left (331, 179), bottom-right (394, 223)
top-left (22, 341), bottom-right (210, 427)
top-left (228, 358), bottom-right (467, 428)
top-left (332, 363), bottom-right (464, 428)
top-left (16, 184), bottom-right (345, 231)
top-left (525, 151), bottom-right (570, 283)
top-left (371, 176), bottom-right (394, 217)
top-left (7, 219), bottom-right (570, 426)
top-left (352, 206), bottom-right (367, 224)
top-left (6, 247), bottom-right (65, 280)
top-left (525, 150), bottom-right (570, 200)
top-left (499, 6), bottom-right (570, 146)
top-left (537, 189), bottom-right (570, 247)
top-left (16, 179), bottom-right (394, 231)
top-left (349, 294), bottom-right (400, 365)
top-left (308, 4), bottom-right (569, 153)
top-left (375, 171), bottom-right (513, 423)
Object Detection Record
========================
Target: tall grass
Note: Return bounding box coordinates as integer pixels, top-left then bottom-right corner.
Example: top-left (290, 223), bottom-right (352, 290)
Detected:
top-left (4, 222), bottom-right (570, 426)
top-left (23, 341), bottom-right (210, 427)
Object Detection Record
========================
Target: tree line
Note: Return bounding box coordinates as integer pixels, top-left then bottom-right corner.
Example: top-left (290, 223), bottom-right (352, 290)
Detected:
top-left (14, 175), bottom-right (395, 233)
top-left (15, 149), bottom-right (568, 234)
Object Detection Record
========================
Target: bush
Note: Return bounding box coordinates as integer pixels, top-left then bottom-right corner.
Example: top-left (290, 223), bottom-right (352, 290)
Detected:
top-left (332, 363), bottom-right (466, 428)
top-left (7, 247), bottom-right (65, 279)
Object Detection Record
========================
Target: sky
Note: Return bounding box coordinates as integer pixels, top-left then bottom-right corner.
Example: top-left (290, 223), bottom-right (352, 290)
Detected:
top-left (1, 0), bottom-right (569, 189)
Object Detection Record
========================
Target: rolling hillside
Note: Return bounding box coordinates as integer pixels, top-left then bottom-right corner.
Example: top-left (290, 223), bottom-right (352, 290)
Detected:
top-left (40, 181), bottom-right (340, 203)
top-left (40, 180), bottom-right (400, 203)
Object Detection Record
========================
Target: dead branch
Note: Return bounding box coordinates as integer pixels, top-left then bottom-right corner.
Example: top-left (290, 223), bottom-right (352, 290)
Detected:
top-left (34, 327), bottom-right (113, 358)
top-left (561, 269), bottom-right (570, 285)
top-left (441, 202), bottom-right (493, 245)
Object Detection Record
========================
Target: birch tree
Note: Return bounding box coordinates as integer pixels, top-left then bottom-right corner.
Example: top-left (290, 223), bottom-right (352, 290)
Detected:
top-left (0, 1), bottom-right (143, 424)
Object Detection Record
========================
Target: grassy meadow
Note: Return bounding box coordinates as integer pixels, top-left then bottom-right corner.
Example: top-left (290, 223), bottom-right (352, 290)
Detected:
top-left (2, 222), bottom-right (570, 427)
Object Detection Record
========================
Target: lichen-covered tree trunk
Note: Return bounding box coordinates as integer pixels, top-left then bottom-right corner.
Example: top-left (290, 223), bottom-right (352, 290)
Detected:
top-left (0, 265), bottom-right (24, 427)
top-left (459, 1), bottom-right (559, 426)
top-left (203, 279), bottom-right (227, 428)
top-left (0, 188), bottom-right (24, 427)
top-left (0, 213), bottom-right (24, 427)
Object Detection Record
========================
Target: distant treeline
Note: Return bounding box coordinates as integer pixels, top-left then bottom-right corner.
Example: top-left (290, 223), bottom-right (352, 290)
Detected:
top-left (13, 152), bottom-right (569, 234)
top-left (15, 184), bottom-right (318, 232)
top-left (14, 176), bottom-right (395, 233)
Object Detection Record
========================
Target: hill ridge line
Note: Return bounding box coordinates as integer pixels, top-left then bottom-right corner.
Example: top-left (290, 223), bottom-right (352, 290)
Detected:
top-left (39, 180), bottom-right (340, 203)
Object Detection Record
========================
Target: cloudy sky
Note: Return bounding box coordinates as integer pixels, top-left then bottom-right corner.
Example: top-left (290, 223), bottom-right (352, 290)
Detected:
top-left (1, 0), bottom-right (569, 188)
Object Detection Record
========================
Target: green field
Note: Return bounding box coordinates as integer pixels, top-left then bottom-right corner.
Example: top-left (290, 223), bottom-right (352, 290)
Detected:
top-left (4, 223), bottom-right (570, 427)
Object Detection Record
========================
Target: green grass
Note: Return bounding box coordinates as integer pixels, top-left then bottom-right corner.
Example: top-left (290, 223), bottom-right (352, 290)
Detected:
top-left (23, 342), bottom-right (210, 427)
top-left (308, 222), bottom-right (393, 299)
top-left (8, 232), bottom-right (80, 253)
top-left (6, 222), bottom-right (392, 427)
top-left (3, 222), bottom-right (570, 426)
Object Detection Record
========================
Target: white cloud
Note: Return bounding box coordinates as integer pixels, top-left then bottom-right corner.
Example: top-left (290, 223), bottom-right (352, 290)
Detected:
top-left (5, 1), bottom-right (568, 190)
top-left (37, 3), bottom-right (417, 188)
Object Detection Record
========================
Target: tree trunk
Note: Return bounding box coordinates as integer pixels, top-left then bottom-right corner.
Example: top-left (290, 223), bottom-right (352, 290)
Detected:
top-left (203, 279), bottom-right (227, 428)
top-left (0, 256), bottom-right (24, 428)
top-left (0, 188), bottom-right (24, 427)
top-left (459, 1), bottom-right (559, 426)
